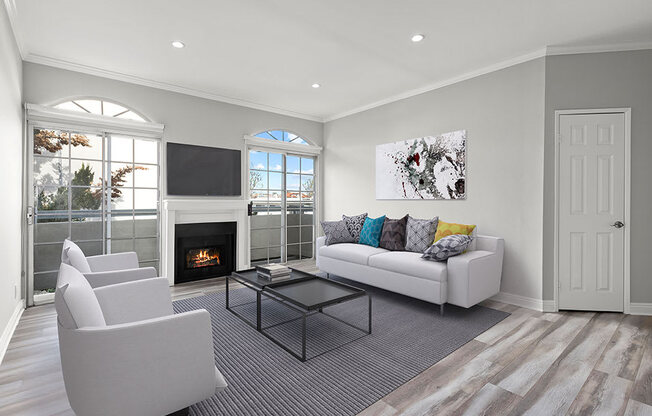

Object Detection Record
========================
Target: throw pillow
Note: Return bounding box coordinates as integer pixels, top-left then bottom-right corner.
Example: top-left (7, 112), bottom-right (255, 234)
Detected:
top-left (379, 215), bottom-right (409, 251)
top-left (358, 215), bottom-right (386, 248)
top-left (342, 213), bottom-right (368, 242)
top-left (422, 234), bottom-right (474, 261)
top-left (61, 239), bottom-right (92, 274)
top-left (320, 220), bottom-right (356, 245)
top-left (405, 216), bottom-right (439, 253)
top-left (433, 220), bottom-right (476, 243)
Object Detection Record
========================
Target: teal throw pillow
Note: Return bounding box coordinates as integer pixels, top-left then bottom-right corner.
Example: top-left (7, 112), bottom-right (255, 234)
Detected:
top-left (358, 215), bottom-right (386, 247)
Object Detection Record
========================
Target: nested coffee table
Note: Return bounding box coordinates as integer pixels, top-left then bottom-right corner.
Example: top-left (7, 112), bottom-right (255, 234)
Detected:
top-left (227, 268), bottom-right (371, 361)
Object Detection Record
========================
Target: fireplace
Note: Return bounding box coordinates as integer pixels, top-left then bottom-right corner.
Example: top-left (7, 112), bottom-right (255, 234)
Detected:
top-left (175, 222), bottom-right (236, 284)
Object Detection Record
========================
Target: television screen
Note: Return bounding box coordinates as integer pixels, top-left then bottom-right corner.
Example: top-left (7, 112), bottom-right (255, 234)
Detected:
top-left (167, 142), bottom-right (241, 196)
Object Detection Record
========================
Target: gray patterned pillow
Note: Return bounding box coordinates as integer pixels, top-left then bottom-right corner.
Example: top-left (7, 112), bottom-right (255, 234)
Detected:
top-left (405, 216), bottom-right (438, 253)
top-left (342, 213), bottom-right (367, 242)
top-left (379, 215), bottom-right (408, 251)
top-left (321, 220), bottom-right (356, 245)
top-left (421, 234), bottom-right (473, 261)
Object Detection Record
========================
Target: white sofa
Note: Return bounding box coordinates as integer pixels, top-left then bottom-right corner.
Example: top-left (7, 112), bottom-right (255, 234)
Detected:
top-left (316, 235), bottom-right (504, 314)
top-left (55, 263), bottom-right (226, 416)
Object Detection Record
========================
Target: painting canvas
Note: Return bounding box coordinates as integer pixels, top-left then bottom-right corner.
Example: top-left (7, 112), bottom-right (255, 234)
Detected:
top-left (376, 130), bottom-right (466, 200)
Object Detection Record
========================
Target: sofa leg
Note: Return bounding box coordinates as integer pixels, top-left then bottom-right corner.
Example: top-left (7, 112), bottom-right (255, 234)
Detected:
top-left (326, 272), bottom-right (330, 279)
top-left (440, 303), bottom-right (445, 316)
top-left (167, 407), bottom-right (189, 416)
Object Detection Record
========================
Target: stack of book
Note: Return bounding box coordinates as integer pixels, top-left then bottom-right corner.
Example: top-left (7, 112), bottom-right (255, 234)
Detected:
top-left (256, 263), bottom-right (291, 280)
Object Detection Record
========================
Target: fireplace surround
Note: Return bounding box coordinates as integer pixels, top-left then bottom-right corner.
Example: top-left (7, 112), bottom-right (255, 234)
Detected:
top-left (175, 222), bottom-right (236, 284)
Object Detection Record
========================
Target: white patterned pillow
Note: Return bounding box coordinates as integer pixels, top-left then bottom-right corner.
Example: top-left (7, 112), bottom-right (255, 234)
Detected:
top-left (422, 234), bottom-right (473, 262)
top-left (342, 213), bottom-right (368, 242)
top-left (405, 216), bottom-right (438, 253)
top-left (321, 220), bottom-right (356, 245)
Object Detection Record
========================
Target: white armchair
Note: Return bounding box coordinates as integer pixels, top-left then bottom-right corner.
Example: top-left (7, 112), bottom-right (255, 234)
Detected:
top-left (61, 239), bottom-right (157, 288)
top-left (55, 263), bottom-right (226, 416)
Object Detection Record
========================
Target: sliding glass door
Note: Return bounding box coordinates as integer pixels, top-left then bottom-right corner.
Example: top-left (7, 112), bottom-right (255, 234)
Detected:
top-left (249, 150), bottom-right (315, 265)
top-left (30, 127), bottom-right (160, 300)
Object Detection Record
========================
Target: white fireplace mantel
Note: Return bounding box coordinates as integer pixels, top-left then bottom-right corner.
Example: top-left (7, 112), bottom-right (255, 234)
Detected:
top-left (161, 198), bottom-right (249, 285)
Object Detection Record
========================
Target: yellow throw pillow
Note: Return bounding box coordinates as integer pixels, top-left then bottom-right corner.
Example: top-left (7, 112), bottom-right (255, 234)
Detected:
top-left (433, 221), bottom-right (476, 243)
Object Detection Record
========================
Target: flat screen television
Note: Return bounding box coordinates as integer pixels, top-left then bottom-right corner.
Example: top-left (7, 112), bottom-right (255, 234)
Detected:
top-left (167, 142), bottom-right (241, 196)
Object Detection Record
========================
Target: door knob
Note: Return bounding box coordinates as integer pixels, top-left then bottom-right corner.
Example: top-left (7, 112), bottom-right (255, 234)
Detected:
top-left (611, 221), bottom-right (624, 229)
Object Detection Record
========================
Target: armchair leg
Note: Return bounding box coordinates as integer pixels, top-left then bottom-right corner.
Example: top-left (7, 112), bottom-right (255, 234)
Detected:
top-left (167, 407), bottom-right (189, 416)
top-left (439, 303), bottom-right (445, 316)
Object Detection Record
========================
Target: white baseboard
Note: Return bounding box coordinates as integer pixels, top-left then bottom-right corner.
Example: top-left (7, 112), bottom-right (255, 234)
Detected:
top-left (491, 291), bottom-right (546, 312)
top-left (542, 300), bottom-right (556, 312)
top-left (629, 303), bottom-right (652, 316)
top-left (0, 301), bottom-right (25, 366)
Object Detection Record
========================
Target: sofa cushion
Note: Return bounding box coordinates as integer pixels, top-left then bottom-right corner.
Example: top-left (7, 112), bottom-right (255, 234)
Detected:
top-left (423, 234), bottom-right (474, 262)
top-left (433, 220), bottom-right (476, 242)
top-left (359, 215), bottom-right (386, 247)
top-left (319, 243), bottom-right (388, 265)
top-left (342, 213), bottom-right (367, 242)
top-left (320, 220), bottom-right (356, 245)
top-left (379, 215), bottom-right (408, 251)
top-left (56, 263), bottom-right (106, 329)
top-left (405, 216), bottom-right (438, 253)
top-left (368, 251), bottom-right (447, 282)
top-left (61, 239), bottom-right (92, 273)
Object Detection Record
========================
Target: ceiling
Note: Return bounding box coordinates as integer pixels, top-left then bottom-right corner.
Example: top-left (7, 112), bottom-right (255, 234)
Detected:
top-left (7, 0), bottom-right (652, 121)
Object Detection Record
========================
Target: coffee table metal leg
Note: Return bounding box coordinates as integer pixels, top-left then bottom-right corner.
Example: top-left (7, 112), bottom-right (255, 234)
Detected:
top-left (368, 295), bottom-right (372, 334)
top-left (301, 313), bottom-right (307, 361)
top-left (225, 276), bottom-right (230, 309)
top-left (256, 291), bottom-right (262, 330)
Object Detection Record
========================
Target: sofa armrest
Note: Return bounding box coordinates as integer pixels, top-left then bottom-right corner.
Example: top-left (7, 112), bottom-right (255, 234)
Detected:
top-left (447, 236), bottom-right (504, 308)
top-left (58, 310), bottom-right (223, 416)
top-left (86, 252), bottom-right (139, 272)
top-left (83, 267), bottom-right (158, 288)
top-left (474, 235), bottom-right (502, 253)
top-left (316, 236), bottom-right (326, 267)
top-left (94, 277), bottom-right (173, 325)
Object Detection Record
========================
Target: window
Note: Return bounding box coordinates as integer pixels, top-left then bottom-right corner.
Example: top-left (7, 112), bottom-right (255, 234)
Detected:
top-left (249, 131), bottom-right (316, 265)
top-left (255, 130), bottom-right (309, 145)
top-left (30, 103), bottom-right (160, 298)
top-left (54, 99), bottom-right (146, 122)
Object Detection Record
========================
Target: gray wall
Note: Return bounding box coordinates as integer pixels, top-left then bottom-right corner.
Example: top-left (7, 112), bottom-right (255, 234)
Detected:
top-left (0, 6), bottom-right (24, 346)
top-left (323, 59), bottom-right (546, 300)
top-left (23, 62), bottom-right (324, 199)
top-left (543, 50), bottom-right (652, 303)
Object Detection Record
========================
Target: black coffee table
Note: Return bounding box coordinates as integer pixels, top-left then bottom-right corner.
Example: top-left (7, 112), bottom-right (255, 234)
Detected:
top-left (227, 268), bottom-right (371, 361)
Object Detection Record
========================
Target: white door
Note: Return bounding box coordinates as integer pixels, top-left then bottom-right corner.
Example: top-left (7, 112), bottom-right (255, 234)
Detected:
top-left (558, 112), bottom-right (626, 311)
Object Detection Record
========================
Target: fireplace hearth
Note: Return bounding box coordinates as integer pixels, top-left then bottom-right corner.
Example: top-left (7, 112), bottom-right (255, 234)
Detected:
top-left (175, 222), bottom-right (236, 284)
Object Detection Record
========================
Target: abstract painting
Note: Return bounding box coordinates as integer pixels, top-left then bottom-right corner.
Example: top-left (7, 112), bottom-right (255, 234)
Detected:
top-left (376, 130), bottom-right (466, 200)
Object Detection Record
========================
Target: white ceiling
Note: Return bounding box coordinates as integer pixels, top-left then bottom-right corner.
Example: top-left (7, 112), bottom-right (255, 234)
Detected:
top-left (7, 0), bottom-right (652, 121)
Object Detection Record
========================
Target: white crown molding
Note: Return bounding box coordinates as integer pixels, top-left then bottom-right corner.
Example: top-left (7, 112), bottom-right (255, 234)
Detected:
top-left (23, 53), bottom-right (324, 123)
top-left (546, 41), bottom-right (652, 56)
top-left (0, 301), bottom-right (24, 366)
top-left (323, 48), bottom-right (548, 122)
top-left (2, 0), bottom-right (24, 58)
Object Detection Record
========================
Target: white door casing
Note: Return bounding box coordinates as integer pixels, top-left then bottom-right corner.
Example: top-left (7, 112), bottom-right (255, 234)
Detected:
top-left (557, 111), bottom-right (629, 312)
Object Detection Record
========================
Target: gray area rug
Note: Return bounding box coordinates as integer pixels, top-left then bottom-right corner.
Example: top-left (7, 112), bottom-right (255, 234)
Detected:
top-left (173, 275), bottom-right (509, 416)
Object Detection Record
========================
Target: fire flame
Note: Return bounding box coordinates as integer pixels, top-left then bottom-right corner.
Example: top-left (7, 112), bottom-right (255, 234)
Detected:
top-left (187, 248), bottom-right (220, 268)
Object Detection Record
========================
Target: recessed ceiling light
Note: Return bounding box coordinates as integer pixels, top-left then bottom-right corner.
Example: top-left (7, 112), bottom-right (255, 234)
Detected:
top-left (312, 83), bottom-right (321, 88)
top-left (171, 41), bottom-right (185, 48)
top-left (411, 34), bottom-right (425, 43)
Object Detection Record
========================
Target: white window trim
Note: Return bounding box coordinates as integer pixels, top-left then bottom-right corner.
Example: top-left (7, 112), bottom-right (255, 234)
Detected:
top-left (244, 135), bottom-right (322, 156)
top-left (25, 104), bottom-right (164, 139)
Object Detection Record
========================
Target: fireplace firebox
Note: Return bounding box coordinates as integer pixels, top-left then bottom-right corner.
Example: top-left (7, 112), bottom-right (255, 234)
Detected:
top-left (175, 222), bottom-right (236, 284)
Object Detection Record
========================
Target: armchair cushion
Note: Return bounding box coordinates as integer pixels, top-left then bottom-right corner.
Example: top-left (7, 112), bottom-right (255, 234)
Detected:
top-left (62, 239), bottom-right (91, 273)
top-left (55, 263), bottom-right (106, 329)
top-left (94, 278), bottom-right (173, 325)
top-left (83, 267), bottom-right (158, 289)
top-left (86, 252), bottom-right (140, 272)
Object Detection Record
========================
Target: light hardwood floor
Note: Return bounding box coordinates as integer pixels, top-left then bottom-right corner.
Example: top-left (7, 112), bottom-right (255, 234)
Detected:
top-left (1, 260), bottom-right (651, 416)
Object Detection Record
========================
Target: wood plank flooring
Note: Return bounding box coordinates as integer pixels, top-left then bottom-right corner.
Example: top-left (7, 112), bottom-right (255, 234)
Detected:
top-left (1, 260), bottom-right (651, 416)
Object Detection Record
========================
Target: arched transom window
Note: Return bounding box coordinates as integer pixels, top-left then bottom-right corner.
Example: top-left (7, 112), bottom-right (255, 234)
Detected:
top-left (255, 130), bottom-right (308, 145)
top-left (54, 98), bottom-right (146, 121)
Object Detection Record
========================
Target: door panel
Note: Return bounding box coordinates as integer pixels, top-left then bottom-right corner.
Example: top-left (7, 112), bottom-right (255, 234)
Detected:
top-left (559, 113), bottom-right (625, 311)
